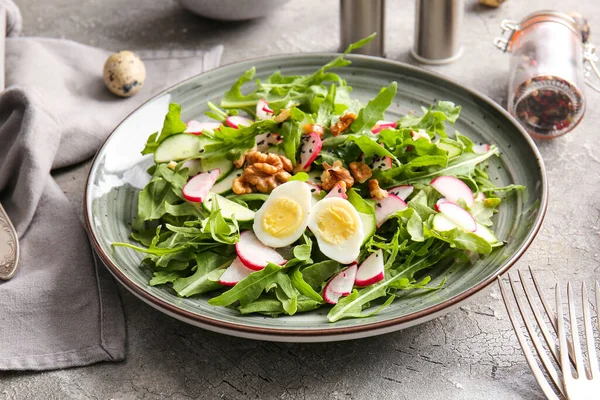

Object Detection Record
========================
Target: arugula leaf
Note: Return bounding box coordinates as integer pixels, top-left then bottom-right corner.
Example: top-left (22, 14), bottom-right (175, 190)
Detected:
top-left (274, 273), bottom-right (299, 315)
top-left (238, 296), bottom-right (321, 316)
top-left (149, 270), bottom-right (185, 286)
top-left (141, 103), bottom-right (187, 155)
top-left (220, 67), bottom-right (263, 109)
top-left (172, 253), bottom-right (232, 297)
top-left (281, 119), bottom-right (303, 166)
top-left (424, 226), bottom-right (492, 254)
top-left (291, 266), bottom-right (324, 302)
top-left (347, 188), bottom-right (375, 215)
top-left (351, 82), bottom-right (398, 135)
top-left (293, 234), bottom-right (313, 263)
top-left (202, 203), bottom-right (240, 244)
top-left (209, 263), bottom-right (289, 307)
top-left (316, 84), bottom-right (337, 127)
top-left (301, 260), bottom-right (340, 291)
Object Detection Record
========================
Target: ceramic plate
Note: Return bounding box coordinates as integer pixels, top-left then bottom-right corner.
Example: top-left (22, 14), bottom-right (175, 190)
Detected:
top-left (85, 54), bottom-right (547, 342)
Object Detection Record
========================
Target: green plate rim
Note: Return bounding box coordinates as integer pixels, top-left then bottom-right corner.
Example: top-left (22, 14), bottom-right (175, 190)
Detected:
top-left (84, 53), bottom-right (548, 338)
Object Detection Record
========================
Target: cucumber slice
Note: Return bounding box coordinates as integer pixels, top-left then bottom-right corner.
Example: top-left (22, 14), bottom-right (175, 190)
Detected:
top-left (359, 212), bottom-right (376, 244)
top-left (201, 157), bottom-right (234, 182)
top-left (433, 213), bottom-right (499, 244)
top-left (436, 140), bottom-right (462, 158)
top-left (211, 169), bottom-right (243, 194)
top-left (307, 169), bottom-right (323, 185)
top-left (474, 223), bottom-right (499, 244)
top-left (181, 159), bottom-right (203, 176)
top-left (154, 133), bottom-right (215, 163)
top-left (432, 213), bottom-right (458, 232)
top-left (203, 193), bottom-right (255, 222)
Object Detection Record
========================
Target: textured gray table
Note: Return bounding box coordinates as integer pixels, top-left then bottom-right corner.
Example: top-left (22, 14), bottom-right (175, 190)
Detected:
top-left (2, 0), bottom-right (600, 399)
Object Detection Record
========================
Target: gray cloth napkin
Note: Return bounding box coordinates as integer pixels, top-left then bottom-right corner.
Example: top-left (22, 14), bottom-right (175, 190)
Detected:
top-left (0, 6), bottom-right (223, 369)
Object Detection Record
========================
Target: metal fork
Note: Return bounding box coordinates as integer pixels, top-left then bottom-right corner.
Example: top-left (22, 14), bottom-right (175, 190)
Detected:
top-left (555, 282), bottom-right (600, 399)
top-left (498, 268), bottom-right (600, 399)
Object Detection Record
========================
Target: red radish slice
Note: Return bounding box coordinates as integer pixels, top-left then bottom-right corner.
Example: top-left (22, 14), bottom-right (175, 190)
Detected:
top-left (185, 120), bottom-right (222, 135)
top-left (256, 99), bottom-right (274, 120)
top-left (388, 185), bottom-right (414, 201)
top-left (323, 263), bottom-right (357, 304)
top-left (475, 192), bottom-right (485, 201)
top-left (411, 129), bottom-right (431, 142)
top-left (371, 120), bottom-right (397, 134)
top-left (306, 181), bottom-right (322, 194)
top-left (434, 197), bottom-right (451, 211)
top-left (236, 231), bottom-right (286, 271)
top-left (473, 143), bottom-right (490, 154)
top-left (372, 155), bottom-right (392, 171)
top-left (355, 249), bottom-right (385, 286)
top-left (182, 169), bottom-right (220, 203)
top-left (219, 257), bottom-right (254, 286)
top-left (375, 194), bottom-right (408, 227)
top-left (225, 116), bottom-right (253, 129)
top-left (299, 132), bottom-right (323, 169)
top-left (430, 176), bottom-right (474, 207)
top-left (437, 201), bottom-right (477, 232)
top-left (324, 182), bottom-right (348, 199)
top-left (255, 132), bottom-right (282, 151)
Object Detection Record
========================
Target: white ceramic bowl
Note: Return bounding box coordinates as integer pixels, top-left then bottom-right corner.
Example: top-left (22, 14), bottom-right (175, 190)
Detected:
top-left (179, 0), bottom-right (290, 21)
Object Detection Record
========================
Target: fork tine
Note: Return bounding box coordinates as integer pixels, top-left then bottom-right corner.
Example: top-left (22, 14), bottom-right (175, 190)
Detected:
top-left (567, 282), bottom-right (586, 377)
top-left (498, 277), bottom-right (561, 400)
top-left (529, 266), bottom-right (584, 373)
top-left (519, 269), bottom-right (561, 365)
top-left (510, 272), bottom-right (564, 395)
top-left (556, 284), bottom-right (572, 381)
top-left (596, 282), bottom-right (600, 340)
top-left (582, 282), bottom-right (599, 378)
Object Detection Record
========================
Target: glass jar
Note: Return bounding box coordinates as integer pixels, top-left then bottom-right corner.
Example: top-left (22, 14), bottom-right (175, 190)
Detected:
top-left (495, 11), bottom-right (586, 139)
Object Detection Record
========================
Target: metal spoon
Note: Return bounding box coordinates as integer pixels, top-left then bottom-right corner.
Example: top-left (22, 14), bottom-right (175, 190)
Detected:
top-left (0, 7), bottom-right (20, 281)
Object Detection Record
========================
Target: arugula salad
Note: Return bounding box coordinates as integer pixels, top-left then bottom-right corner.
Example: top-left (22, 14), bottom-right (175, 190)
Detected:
top-left (115, 36), bottom-right (522, 322)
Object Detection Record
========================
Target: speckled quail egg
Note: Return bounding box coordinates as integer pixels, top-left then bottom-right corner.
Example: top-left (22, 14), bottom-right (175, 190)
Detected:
top-left (103, 51), bottom-right (146, 97)
top-left (253, 181), bottom-right (312, 248)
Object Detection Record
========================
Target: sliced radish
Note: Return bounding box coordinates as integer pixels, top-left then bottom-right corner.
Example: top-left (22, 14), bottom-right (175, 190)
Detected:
top-left (236, 231), bottom-right (286, 271)
top-left (185, 120), bottom-right (222, 135)
top-left (219, 257), bottom-right (254, 286)
top-left (225, 116), bottom-right (253, 129)
top-left (256, 99), bottom-right (274, 120)
top-left (434, 197), bottom-right (451, 211)
top-left (388, 185), bottom-right (414, 201)
top-left (324, 182), bottom-right (347, 199)
top-left (374, 194), bottom-right (408, 227)
top-left (473, 143), bottom-right (490, 154)
top-left (371, 120), bottom-right (397, 134)
top-left (355, 250), bottom-right (385, 286)
top-left (182, 169), bottom-right (220, 203)
top-left (299, 132), bottom-right (323, 169)
top-left (323, 263), bottom-right (357, 304)
top-left (411, 129), bottom-right (431, 142)
top-left (475, 192), bottom-right (485, 201)
top-left (430, 176), bottom-right (474, 207)
top-left (437, 201), bottom-right (477, 232)
top-left (372, 155), bottom-right (392, 171)
top-left (255, 132), bottom-right (282, 152)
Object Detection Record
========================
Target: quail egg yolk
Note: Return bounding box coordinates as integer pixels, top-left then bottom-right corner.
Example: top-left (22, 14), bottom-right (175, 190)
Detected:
top-left (261, 198), bottom-right (303, 238)
top-left (316, 204), bottom-right (357, 244)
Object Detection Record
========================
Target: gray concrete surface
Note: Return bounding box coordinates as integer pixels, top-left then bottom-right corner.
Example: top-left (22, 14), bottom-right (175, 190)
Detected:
top-left (2, 0), bottom-right (600, 399)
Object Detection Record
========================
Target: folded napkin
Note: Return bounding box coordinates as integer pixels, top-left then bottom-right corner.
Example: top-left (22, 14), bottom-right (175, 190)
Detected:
top-left (0, 1), bottom-right (223, 370)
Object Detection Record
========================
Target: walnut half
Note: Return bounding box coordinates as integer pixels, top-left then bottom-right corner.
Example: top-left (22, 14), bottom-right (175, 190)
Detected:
top-left (368, 179), bottom-right (388, 200)
top-left (321, 160), bottom-right (354, 191)
top-left (349, 161), bottom-right (372, 184)
top-left (232, 151), bottom-right (293, 194)
top-left (330, 112), bottom-right (356, 136)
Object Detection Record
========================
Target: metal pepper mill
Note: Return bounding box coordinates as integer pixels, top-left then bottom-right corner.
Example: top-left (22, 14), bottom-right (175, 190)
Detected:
top-left (339, 0), bottom-right (386, 57)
